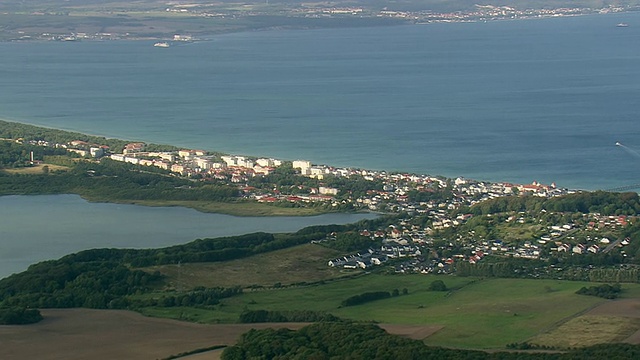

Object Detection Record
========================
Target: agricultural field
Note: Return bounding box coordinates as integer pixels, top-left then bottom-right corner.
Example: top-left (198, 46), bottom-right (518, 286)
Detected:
top-left (5, 292), bottom-right (640, 359)
top-left (530, 297), bottom-right (640, 348)
top-left (0, 308), bottom-right (305, 360)
top-left (140, 273), bottom-right (640, 349)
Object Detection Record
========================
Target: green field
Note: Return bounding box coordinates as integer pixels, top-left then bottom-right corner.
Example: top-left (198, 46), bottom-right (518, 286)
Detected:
top-left (147, 243), bottom-right (348, 289)
top-left (140, 273), bottom-right (636, 349)
top-left (531, 315), bottom-right (640, 348)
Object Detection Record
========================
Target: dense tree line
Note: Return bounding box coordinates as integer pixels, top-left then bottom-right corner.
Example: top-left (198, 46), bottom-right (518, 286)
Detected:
top-left (0, 120), bottom-right (178, 153)
top-left (455, 260), bottom-right (524, 278)
top-left (324, 231), bottom-right (381, 252)
top-left (238, 310), bottom-right (341, 323)
top-left (0, 307), bottom-right (43, 324)
top-left (407, 186), bottom-right (454, 203)
top-left (128, 231), bottom-right (329, 267)
top-left (576, 283), bottom-right (622, 299)
top-left (341, 291), bottom-right (391, 307)
top-left (222, 322), bottom-right (471, 360)
top-left (295, 214), bottom-right (402, 237)
top-left (588, 268), bottom-right (640, 283)
top-left (0, 260), bottom-right (163, 309)
top-left (470, 191), bottom-right (640, 216)
top-left (223, 321), bottom-right (640, 359)
top-left (455, 255), bottom-right (640, 284)
top-left (0, 259), bottom-right (246, 310)
top-left (0, 158), bottom-right (239, 201)
top-left (36, 231), bottom-right (328, 268)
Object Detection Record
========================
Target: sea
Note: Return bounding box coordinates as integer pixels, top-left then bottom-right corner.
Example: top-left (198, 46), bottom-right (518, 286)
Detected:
top-left (1, 12), bottom-right (640, 190)
top-left (1, 12), bottom-right (640, 277)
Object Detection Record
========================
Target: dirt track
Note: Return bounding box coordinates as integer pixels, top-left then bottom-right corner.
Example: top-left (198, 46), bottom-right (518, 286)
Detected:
top-left (0, 309), bottom-right (442, 360)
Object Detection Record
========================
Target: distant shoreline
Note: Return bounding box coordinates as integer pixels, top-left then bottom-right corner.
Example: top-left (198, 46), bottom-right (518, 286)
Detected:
top-left (1, 7), bottom-right (637, 43)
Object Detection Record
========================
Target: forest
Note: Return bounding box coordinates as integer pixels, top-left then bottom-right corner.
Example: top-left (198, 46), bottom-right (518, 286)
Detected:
top-left (238, 310), bottom-right (341, 323)
top-left (0, 120), bottom-right (177, 153)
top-left (469, 191), bottom-right (640, 216)
top-left (0, 157), bottom-right (239, 202)
top-left (0, 141), bottom-right (68, 168)
top-left (221, 322), bottom-right (640, 360)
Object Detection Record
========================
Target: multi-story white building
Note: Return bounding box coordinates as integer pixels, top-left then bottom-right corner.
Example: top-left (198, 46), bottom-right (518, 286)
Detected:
top-left (293, 160), bottom-right (311, 175)
top-left (89, 147), bottom-right (104, 158)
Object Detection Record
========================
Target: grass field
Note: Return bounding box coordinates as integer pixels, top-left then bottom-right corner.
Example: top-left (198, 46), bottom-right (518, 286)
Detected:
top-left (139, 273), bottom-right (640, 349)
top-left (146, 243), bottom-right (347, 289)
top-left (530, 315), bottom-right (640, 348)
top-left (6, 236), bottom-right (640, 353)
top-left (2, 163), bottom-right (69, 175)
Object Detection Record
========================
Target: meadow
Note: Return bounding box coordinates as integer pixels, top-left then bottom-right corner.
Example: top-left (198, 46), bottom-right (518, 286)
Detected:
top-left (141, 269), bottom-right (639, 349)
top-left (146, 244), bottom-right (346, 289)
top-left (2, 163), bottom-right (69, 175)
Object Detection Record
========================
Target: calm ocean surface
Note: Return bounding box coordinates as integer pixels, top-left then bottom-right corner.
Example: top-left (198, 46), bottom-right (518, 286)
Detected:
top-left (0, 195), bottom-right (376, 278)
top-left (1, 13), bottom-right (640, 190)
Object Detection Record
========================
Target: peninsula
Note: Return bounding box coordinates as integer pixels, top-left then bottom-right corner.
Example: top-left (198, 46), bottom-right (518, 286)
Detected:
top-left (0, 119), bottom-right (571, 217)
top-left (1, 0), bottom-right (638, 41)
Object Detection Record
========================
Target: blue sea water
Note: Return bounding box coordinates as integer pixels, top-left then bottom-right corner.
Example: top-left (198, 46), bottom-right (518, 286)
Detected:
top-left (1, 12), bottom-right (640, 190)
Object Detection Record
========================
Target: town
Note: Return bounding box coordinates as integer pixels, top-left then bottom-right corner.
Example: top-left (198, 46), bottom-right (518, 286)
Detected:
top-left (2, 2), bottom-right (633, 42)
top-left (16, 136), bottom-right (636, 279)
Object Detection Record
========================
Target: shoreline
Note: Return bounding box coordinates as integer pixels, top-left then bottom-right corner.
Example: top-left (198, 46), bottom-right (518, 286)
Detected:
top-left (1, 8), bottom-right (637, 44)
top-left (0, 117), bottom-right (581, 194)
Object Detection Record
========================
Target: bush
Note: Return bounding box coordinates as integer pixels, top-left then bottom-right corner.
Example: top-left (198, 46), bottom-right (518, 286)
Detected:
top-left (428, 280), bottom-right (448, 292)
top-left (576, 283), bottom-right (622, 299)
top-left (0, 307), bottom-right (43, 325)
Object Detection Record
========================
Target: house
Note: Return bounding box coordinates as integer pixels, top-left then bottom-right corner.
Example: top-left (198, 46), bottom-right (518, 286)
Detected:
top-left (343, 261), bottom-right (359, 269)
top-left (328, 259), bottom-right (346, 267)
top-left (123, 142), bottom-right (145, 154)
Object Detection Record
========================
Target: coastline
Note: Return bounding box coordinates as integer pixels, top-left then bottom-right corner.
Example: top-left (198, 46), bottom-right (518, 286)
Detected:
top-left (0, 118), bottom-right (391, 218)
top-left (1, 6), bottom-right (636, 43)
top-left (0, 116), bottom-right (576, 201)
